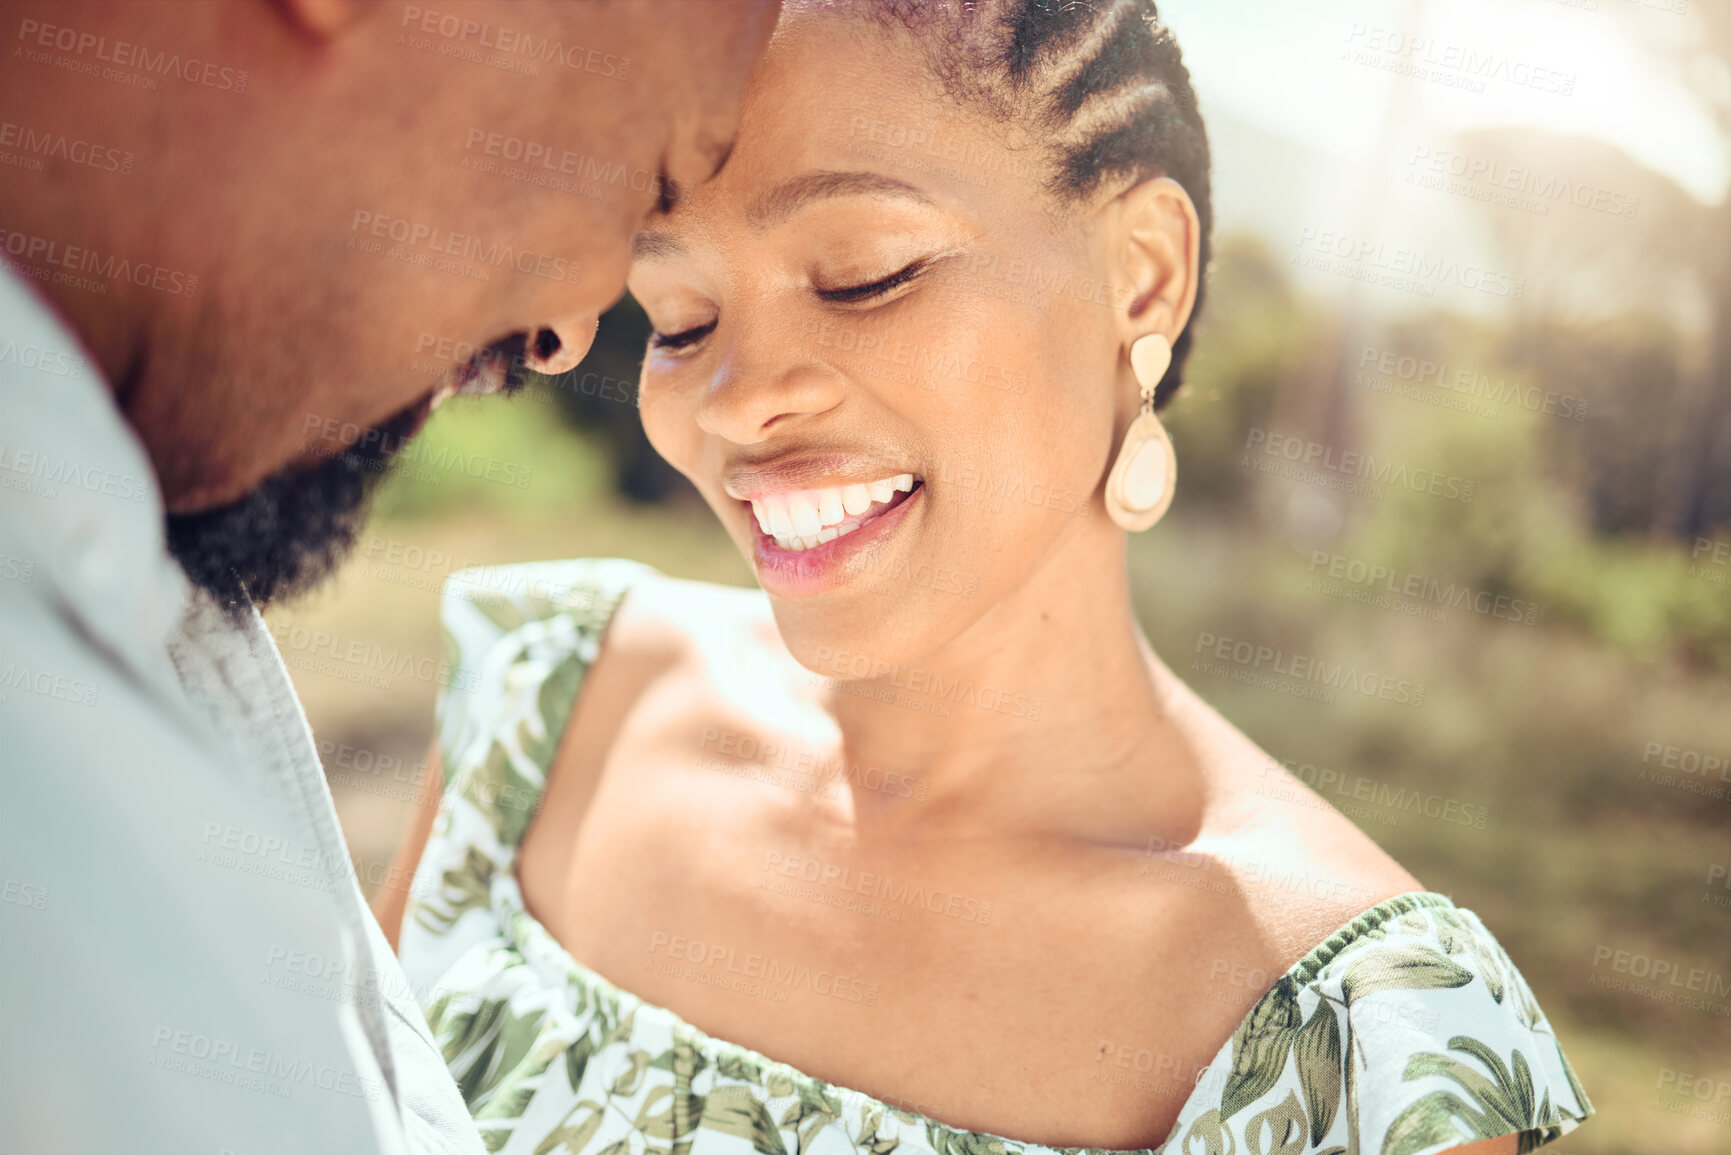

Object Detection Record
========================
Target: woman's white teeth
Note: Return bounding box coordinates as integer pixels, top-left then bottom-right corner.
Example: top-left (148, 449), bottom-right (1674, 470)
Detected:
top-left (749, 473), bottom-right (916, 550)
top-left (767, 500), bottom-right (794, 538)
top-left (841, 484), bottom-right (872, 516)
top-left (788, 492), bottom-right (821, 536)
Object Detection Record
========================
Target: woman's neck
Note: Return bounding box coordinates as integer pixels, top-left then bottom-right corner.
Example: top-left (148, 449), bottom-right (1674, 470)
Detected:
top-left (813, 527), bottom-right (1209, 849)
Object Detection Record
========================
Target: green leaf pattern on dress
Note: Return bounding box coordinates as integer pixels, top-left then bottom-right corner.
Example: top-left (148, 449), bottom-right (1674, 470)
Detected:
top-left (398, 560), bottom-right (1594, 1155)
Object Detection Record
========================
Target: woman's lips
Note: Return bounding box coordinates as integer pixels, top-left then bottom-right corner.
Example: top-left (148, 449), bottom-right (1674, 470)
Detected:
top-left (750, 482), bottom-right (924, 597)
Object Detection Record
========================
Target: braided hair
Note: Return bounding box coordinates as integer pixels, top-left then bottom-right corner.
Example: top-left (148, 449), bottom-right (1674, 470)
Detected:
top-left (809, 0), bottom-right (1212, 410)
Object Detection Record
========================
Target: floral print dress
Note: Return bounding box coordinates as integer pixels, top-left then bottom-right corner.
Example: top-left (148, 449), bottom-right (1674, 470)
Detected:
top-left (399, 558), bottom-right (1594, 1155)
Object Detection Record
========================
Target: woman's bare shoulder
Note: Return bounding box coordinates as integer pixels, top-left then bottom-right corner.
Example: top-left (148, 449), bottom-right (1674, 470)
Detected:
top-left (1149, 662), bottom-right (1426, 963)
top-left (609, 574), bottom-right (773, 649)
top-left (596, 574), bottom-right (778, 680)
top-left (1204, 758), bottom-right (1427, 969)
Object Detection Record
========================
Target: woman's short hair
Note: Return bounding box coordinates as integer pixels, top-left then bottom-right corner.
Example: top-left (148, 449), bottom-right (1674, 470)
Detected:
top-left (824, 0), bottom-right (1214, 410)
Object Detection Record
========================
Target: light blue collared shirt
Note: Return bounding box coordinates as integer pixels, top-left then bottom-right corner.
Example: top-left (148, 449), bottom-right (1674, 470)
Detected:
top-left (0, 264), bottom-right (485, 1155)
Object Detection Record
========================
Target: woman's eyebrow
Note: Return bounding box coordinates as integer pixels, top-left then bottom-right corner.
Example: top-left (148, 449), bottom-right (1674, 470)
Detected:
top-left (632, 171), bottom-right (936, 260)
top-left (745, 170), bottom-right (934, 230)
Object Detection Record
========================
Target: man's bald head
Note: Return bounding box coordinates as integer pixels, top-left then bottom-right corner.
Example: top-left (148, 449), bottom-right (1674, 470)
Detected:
top-left (0, 0), bottom-right (776, 606)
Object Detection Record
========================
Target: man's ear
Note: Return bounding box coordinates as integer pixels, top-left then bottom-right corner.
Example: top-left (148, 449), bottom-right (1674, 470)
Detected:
top-left (272, 0), bottom-right (369, 40)
top-left (1108, 176), bottom-right (1201, 349)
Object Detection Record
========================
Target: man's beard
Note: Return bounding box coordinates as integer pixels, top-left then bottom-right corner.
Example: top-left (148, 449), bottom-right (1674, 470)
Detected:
top-left (164, 398), bottom-right (427, 616)
top-left (164, 334), bottom-right (533, 615)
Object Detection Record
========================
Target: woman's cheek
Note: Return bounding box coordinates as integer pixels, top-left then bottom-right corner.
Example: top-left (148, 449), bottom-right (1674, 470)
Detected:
top-left (636, 378), bottom-right (695, 475)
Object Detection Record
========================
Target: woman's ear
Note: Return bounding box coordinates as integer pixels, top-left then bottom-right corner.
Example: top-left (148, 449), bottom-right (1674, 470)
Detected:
top-left (1106, 176), bottom-right (1201, 350)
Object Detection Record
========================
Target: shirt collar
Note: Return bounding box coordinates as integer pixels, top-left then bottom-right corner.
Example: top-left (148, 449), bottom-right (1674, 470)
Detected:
top-left (0, 261), bottom-right (190, 675)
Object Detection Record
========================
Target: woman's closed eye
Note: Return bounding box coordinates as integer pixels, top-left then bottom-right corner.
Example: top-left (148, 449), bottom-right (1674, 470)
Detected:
top-left (648, 318), bottom-right (717, 351)
top-left (646, 252), bottom-right (957, 351)
top-left (816, 255), bottom-right (940, 305)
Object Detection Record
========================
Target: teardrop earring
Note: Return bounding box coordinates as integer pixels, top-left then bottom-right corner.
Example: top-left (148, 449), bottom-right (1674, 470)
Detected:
top-left (1104, 334), bottom-right (1177, 532)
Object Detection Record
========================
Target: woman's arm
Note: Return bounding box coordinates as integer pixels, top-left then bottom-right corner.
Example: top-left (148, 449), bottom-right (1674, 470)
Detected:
top-left (371, 741), bottom-right (445, 953)
top-left (1453, 1137), bottom-right (1518, 1155)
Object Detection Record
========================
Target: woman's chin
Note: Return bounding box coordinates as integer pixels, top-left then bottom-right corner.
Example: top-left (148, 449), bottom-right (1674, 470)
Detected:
top-left (767, 591), bottom-right (944, 684)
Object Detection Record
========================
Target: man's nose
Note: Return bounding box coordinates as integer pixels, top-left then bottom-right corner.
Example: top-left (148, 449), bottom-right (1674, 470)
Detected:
top-left (523, 314), bottom-right (601, 375)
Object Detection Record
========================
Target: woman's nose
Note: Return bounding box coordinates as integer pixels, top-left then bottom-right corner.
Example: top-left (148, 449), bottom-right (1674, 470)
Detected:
top-left (697, 349), bottom-right (847, 444)
top-left (522, 314), bottom-right (600, 375)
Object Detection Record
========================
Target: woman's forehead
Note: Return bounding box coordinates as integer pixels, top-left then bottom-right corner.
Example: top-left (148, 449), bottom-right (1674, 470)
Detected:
top-left (631, 13), bottom-right (1047, 260)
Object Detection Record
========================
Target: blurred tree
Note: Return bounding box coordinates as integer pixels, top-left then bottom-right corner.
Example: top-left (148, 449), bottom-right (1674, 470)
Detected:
top-left (1454, 125), bottom-right (1720, 541)
top-left (1163, 233), bottom-right (1308, 507)
top-left (1675, 1), bottom-right (1731, 536)
top-left (1603, 2), bottom-right (1731, 537)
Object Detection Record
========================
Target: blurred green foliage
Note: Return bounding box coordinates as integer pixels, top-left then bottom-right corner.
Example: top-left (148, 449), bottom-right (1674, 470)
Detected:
top-left (1159, 235), bottom-right (1731, 677)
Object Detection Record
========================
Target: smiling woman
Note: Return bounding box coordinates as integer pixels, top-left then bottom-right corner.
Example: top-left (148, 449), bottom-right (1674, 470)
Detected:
top-left (380, 4), bottom-right (1593, 1155)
